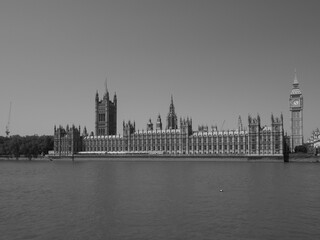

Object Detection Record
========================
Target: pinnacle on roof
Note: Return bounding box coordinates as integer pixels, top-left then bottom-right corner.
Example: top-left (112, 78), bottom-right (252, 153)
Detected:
top-left (293, 68), bottom-right (299, 86)
top-left (169, 94), bottom-right (175, 112)
top-left (291, 69), bottom-right (302, 95)
top-left (105, 77), bottom-right (108, 94)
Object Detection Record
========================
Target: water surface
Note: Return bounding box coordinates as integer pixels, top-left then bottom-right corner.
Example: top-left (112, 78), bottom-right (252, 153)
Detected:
top-left (1, 159), bottom-right (320, 240)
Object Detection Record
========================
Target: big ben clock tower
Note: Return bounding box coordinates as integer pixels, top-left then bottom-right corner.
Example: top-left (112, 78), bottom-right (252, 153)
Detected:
top-left (289, 70), bottom-right (303, 151)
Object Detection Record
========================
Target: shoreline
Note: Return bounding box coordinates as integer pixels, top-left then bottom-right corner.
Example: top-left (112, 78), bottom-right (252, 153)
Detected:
top-left (1, 154), bottom-right (319, 163)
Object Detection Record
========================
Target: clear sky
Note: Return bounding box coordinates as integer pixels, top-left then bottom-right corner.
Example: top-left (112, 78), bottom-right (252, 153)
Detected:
top-left (0, 0), bottom-right (319, 139)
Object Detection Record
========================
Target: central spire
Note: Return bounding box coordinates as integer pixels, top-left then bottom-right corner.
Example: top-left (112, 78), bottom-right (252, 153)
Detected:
top-left (167, 95), bottom-right (178, 130)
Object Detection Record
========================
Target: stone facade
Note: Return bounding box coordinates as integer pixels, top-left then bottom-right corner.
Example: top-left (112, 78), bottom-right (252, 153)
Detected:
top-left (54, 93), bottom-right (284, 156)
top-left (53, 125), bottom-right (83, 156)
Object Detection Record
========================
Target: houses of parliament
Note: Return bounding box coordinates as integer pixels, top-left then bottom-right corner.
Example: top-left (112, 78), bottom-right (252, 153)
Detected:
top-left (54, 73), bottom-right (304, 157)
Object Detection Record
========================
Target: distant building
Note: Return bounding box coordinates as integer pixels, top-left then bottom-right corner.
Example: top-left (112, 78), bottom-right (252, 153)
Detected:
top-left (289, 70), bottom-right (304, 151)
top-left (306, 128), bottom-right (320, 154)
top-left (54, 87), bottom-right (284, 156)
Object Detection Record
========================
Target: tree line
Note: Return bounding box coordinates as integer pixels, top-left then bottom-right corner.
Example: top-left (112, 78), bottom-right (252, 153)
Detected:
top-left (0, 135), bottom-right (53, 160)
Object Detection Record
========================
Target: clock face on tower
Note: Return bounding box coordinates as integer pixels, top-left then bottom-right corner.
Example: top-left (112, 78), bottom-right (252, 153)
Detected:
top-left (291, 99), bottom-right (300, 107)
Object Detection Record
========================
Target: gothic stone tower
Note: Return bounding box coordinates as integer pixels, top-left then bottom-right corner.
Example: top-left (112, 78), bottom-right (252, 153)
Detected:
top-left (289, 71), bottom-right (303, 151)
top-left (248, 114), bottom-right (261, 155)
top-left (166, 95), bottom-right (178, 130)
top-left (95, 83), bottom-right (117, 136)
top-left (271, 114), bottom-right (284, 155)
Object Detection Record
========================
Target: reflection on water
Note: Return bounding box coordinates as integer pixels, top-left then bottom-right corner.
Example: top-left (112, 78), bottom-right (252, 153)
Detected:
top-left (1, 160), bottom-right (320, 240)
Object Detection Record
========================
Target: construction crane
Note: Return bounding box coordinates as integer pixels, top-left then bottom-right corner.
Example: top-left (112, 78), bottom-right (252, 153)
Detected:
top-left (5, 102), bottom-right (12, 137)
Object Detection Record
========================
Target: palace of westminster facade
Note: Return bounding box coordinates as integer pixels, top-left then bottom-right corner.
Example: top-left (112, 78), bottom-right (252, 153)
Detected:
top-left (54, 72), bottom-right (304, 156)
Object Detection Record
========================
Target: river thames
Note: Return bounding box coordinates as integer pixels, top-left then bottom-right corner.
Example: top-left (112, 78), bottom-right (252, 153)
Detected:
top-left (1, 159), bottom-right (320, 240)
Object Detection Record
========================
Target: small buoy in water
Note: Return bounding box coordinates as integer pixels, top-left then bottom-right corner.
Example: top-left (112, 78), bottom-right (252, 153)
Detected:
top-left (220, 189), bottom-right (223, 192)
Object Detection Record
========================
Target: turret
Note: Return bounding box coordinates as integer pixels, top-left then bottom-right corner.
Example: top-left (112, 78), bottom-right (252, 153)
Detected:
top-left (82, 126), bottom-right (88, 136)
top-left (95, 91), bottom-right (99, 135)
top-left (123, 120), bottom-right (136, 136)
top-left (156, 114), bottom-right (162, 130)
top-left (198, 124), bottom-right (208, 132)
top-left (248, 114), bottom-right (261, 132)
top-left (114, 92), bottom-right (117, 104)
top-left (180, 117), bottom-right (193, 135)
top-left (147, 118), bottom-right (153, 131)
top-left (95, 91), bottom-right (99, 102)
top-left (238, 116), bottom-right (243, 131)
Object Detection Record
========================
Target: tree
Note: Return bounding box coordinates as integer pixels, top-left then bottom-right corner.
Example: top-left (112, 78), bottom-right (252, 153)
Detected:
top-left (0, 135), bottom-right (54, 159)
top-left (294, 145), bottom-right (308, 153)
top-left (9, 135), bottom-right (22, 159)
